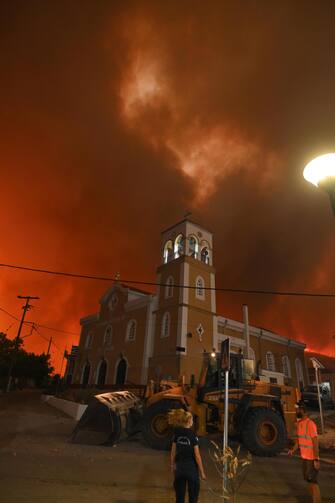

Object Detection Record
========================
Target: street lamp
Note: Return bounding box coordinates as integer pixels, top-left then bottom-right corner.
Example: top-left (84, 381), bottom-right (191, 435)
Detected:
top-left (303, 153), bottom-right (335, 215)
top-left (310, 357), bottom-right (325, 435)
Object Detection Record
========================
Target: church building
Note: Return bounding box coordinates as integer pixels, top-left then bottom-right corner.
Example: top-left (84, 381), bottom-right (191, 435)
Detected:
top-left (72, 218), bottom-right (307, 389)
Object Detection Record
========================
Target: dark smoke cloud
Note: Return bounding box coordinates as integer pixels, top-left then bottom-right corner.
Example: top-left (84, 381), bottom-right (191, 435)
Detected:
top-left (1, 0), bottom-right (335, 371)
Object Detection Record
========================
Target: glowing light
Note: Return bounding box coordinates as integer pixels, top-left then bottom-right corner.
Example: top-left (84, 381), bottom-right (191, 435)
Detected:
top-left (303, 153), bottom-right (335, 186)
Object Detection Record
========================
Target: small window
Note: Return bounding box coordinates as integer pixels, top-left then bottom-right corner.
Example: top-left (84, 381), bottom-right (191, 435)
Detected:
top-left (295, 358), bottom-right (305, 389)
top-left (161, 312), bottom-right (170, 338)
top-left (282, 355), bottom-right (291, 378)
top-left (163, 240), bottom-right (173, 263)
top-left (189, 235), bottom-right (199, 258)
top-left (195, 276), bottom-right (205, 299)
top-left (126, 320), bottom-right (137, 341)
top-left (85, 331), bottom-right (94, 349)
top-left (174, 234), bottom-right (184, 258)
top-left (104, 326), bottom-right (112, 347)
top-left (266, 351), bottom-right (276, 372)
top-left (165, 276), bottom-right (174, 298)
top-left (200, 247), bottom-right (209, 264)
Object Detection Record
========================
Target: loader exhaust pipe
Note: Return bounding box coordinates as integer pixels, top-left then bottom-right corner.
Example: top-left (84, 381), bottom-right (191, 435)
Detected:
top-left (243, 304), bottom-right (250, 359)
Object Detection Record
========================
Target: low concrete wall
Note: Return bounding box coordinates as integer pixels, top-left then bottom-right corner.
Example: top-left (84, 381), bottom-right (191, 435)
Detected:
top-left (41, 395), bottom-right (87, 421)
top-left (41, 394), bottom-right (53, 402)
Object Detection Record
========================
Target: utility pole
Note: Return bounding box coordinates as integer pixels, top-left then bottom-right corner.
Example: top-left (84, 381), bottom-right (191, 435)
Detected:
top-left (6, 295), bottom-right (39, 392)
top-left (55, 347), bottom-right (67, 396)
top-left (47, 336), bottom-right (52, 355)
top-left (242, 304), bottom-right (250, 359)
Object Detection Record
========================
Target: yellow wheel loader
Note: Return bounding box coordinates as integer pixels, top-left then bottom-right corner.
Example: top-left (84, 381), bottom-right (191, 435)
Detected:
top-left (72, 352), bottom-right (300, 457)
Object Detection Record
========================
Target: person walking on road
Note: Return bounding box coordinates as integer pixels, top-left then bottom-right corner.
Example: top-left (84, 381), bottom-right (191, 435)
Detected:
top-left (289, 401), bottom-right (321, 503)
top-left (169, 409), bottom-right (206, 503)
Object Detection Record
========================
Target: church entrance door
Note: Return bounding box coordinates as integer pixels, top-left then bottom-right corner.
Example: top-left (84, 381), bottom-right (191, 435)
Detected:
top-left (116, 358), bottom-right (127, 385)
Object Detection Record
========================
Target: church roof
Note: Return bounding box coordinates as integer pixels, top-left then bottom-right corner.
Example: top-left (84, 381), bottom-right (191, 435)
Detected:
top-left (161, 217), bottom-right (213, 235)
top-left (121, 283), bottom-right (152, 296)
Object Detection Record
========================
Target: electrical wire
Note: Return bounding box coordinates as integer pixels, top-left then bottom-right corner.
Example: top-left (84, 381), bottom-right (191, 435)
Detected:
top-left (33, 326), bottom-right (64, 354)
top-left (0, 305), bottom-right (79, 337)
top-left (0, 306), bottom-right (20, 321)
top-left (1, 262), bottom-right (335, 298)
top-left (24, 321), bottom-right (79, 336)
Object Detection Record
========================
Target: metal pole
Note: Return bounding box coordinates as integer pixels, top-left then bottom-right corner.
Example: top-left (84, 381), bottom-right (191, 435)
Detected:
top-left (47, 337), bottom-right (52, 355)
top-left (56, 349), bottom-right (66, 396)
top-left (315, 367), bottom-right (325, 435)
top-left (6, 295), bottom-right (39, 392)
top-left (223, 369), bottom-right (229, 502)
top-left (243, 304), bottom-right (250, 359)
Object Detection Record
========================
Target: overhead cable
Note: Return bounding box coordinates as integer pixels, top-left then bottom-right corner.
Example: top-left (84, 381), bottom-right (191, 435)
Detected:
top-left (0, 305), bottom-right (79, 336)
top-left (1, 262), bottom-right (335, 298)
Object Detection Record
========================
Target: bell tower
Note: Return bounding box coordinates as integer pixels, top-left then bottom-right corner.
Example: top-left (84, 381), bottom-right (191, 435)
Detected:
top-left (149, 217), bottom-right (216, 383)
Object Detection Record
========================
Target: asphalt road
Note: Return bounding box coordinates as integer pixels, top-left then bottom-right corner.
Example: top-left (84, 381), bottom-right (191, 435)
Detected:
top-left (0, 390), bottom-right (334, 503)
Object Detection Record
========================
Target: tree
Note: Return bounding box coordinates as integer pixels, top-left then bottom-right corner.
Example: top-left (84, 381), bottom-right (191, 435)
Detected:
top-left (0, 332), bottom-right (22, 377)
top-left (0, 332), bottom-right (54, 387)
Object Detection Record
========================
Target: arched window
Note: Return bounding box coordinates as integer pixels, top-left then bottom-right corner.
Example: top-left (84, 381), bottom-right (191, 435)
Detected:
top-left (96, 359), bottom-right (107, 386)
top-left (295, 358), bottom-right (305, 389)
top-left (163, 240), bottom-right (173, 263)
top-left (165, 276), bottom-right (174, 298)
top-left (104, 325), bottom-right (112, 347)
top-left (266, 351), bottom-right (276, 372)
top-left (82, 361), bottom-right (91, 386)
top-left (200, 247), bottom-right (210, 264)
top-left (126, 320), bottom-right (137, 341)
top-left (195, 276), bottom-right (205, 299)
top-left (85, 331), bottom-right (94, 349)
top-left (161, 311), bottom-right (170, 338)
top-left (188, 235), bottom-right (199, 258)
top-left (174, 234), bottom-right (184, 258)
top-left (282, 355), bottom-right (291, 378)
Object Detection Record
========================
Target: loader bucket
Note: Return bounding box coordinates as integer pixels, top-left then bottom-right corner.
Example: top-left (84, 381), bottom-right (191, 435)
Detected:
top-left (71, 391), bottom-right (143, 446)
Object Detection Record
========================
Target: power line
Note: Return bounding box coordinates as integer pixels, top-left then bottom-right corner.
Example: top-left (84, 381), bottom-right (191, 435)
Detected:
top-left (25, 321), bottom-right (79, 336)
top-left (0, 306), bottom-right (20, 321)
top-left (34, 326), bottom-right (64, 354)
top-left (0, 305), bottom-right (79, 336)
top-left (1, 261), bottom-right (335, 298)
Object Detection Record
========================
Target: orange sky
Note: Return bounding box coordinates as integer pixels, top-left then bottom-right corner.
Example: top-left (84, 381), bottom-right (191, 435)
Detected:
top-left (1, 1), bottom-right (335, 373)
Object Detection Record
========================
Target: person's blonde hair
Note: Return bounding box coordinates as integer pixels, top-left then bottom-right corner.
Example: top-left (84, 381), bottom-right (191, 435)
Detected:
top-left (168, 408), bottom-right (193, 428)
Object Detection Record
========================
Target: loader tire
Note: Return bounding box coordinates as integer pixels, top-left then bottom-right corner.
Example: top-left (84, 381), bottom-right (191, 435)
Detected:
top-left (142, 400), bottom-right (182, 450)
top-left (242, 407), bottom-right (286, 457)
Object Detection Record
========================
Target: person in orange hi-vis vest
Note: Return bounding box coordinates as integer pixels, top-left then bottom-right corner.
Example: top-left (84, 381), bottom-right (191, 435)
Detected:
top-left (288, 400), bottom-right (321, 503)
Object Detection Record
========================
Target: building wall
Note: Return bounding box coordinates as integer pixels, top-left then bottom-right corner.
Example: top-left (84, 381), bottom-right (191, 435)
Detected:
top-left (180, 309), bottom-right (214, 382)
top-left (73, 286), bottom-right (152, 386)
top-left (187, 257), bottom-right (215, 313)
top-left (157, 258), bottom-right (182, 308)
top-left (216, 321), bottom-right (307, 389)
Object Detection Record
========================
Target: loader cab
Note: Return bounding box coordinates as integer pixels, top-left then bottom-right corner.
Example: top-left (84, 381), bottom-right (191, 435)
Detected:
top-left (198, 351), bottom-right (244, 399)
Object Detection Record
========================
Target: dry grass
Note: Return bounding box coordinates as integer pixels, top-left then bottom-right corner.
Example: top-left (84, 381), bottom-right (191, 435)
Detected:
top-left (207, 442), bottom-right (252, 501)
